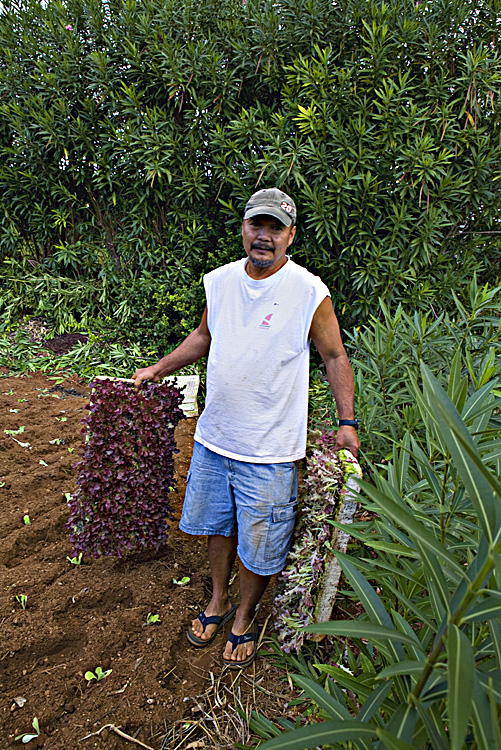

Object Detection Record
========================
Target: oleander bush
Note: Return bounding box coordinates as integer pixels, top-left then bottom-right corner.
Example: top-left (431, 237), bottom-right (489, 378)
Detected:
top-left (1, 0), bottom-right (500, 339)
top-left (309, 276), bottom-right (501, 463)
top-left (66, 378), bottom-right (184, 557)
top-left (249, 362), bottom-right (501, 750)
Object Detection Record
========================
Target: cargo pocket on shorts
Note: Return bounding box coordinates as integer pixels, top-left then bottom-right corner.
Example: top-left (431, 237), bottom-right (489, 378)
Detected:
top-left (264, 502), bottom-right (297, 562)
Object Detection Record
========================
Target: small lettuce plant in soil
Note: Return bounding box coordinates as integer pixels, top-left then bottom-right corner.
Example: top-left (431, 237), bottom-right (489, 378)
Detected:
top-left (66, 378), bottom-right (184, 557)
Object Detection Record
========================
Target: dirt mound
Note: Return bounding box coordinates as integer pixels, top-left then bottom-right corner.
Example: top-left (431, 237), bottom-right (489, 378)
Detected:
top-left (0, 372), bottom-right (290, 749)
top-left (41, 334), bottom-right (89, 355)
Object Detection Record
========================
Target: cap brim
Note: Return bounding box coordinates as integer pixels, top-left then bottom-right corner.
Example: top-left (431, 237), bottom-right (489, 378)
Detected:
top-left (243, 206), bottom-right (292, 227)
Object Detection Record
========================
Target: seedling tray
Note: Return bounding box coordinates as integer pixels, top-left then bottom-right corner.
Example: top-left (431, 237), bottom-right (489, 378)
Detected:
top-left (273, 442), bottom-right (362, 652)
top-left (93, 374), bottom-right (199, 417)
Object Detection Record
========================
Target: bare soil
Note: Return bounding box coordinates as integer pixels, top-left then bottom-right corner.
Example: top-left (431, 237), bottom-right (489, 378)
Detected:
top-left (0, 370), bottom-right (295, 750)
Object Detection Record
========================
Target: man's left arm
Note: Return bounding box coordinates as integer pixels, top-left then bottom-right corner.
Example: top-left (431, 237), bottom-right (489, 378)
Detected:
top-left (309, 297), bottom-right (360, 456)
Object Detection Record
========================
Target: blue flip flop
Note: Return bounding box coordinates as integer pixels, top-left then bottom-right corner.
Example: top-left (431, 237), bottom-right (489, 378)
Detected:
top-left (222, 621), bottom-right (260, 670)
top-left (186, 603), bottom-right (236, 647)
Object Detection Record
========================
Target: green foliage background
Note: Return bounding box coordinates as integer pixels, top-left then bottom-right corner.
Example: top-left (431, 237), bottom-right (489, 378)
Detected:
top-left (1, 0), bottom-right (500, 347)
top-left (1, 2), bottom-right (500, 745)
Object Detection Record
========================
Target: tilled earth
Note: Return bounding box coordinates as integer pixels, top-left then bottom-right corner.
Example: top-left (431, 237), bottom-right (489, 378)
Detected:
top-left (0, 370), bottom-right (296, 750)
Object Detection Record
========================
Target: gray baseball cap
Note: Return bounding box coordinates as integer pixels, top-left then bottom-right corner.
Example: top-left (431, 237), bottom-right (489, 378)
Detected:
top-left (243, 188), bottom-right (297, 227)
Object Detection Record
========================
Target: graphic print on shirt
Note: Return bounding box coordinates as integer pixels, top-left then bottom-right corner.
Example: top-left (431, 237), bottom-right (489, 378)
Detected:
top-left (260, 314), bottom-right (273, 329)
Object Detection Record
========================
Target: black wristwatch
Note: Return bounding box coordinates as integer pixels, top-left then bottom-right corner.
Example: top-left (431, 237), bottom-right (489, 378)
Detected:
top-left (338, 419), bottom-right (359, 429)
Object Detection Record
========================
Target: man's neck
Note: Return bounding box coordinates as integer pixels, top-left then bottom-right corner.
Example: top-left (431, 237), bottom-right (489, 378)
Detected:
top-left (244, 255), bottom-right (289, 280)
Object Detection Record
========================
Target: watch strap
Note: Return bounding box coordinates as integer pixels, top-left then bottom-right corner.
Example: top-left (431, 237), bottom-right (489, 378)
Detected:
top-left (338, 418), bottom-right (359, 429)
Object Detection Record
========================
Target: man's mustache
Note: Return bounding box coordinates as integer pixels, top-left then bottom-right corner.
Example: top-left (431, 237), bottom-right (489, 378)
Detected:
top-left (251, 242), bottom-right (274, 251)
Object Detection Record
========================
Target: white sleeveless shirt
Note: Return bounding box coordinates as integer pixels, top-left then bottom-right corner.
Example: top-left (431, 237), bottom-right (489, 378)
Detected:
top-left (194, 257), bottom-right (330, 463)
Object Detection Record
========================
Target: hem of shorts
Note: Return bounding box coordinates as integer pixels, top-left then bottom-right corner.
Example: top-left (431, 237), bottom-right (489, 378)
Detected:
top-left (237, 549), bottom-right (288, 577)
top-left (193, 436), bottom-right (305, 464)
top-left (179, 523), bottom-right (237, 537)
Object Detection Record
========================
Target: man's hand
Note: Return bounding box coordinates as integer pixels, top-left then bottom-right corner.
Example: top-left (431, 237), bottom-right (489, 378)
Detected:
top-left (132, 365), bottom-right (162, 389)
top-left (333, 425), bottom-right (360, 457)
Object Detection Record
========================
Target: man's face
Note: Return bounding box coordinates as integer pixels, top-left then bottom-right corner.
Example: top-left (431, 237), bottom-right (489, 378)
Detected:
top-left (241, 215), bottom-right (296, 274)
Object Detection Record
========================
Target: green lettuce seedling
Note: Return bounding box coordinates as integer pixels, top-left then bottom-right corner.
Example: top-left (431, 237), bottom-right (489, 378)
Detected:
top-left (4, 426), bottom-right (25, 435)
top-left (146, 612), bottom-right (161, 625)
top-left (15, 594), bottom-right (27, 610)
top-left (173, 576), bottom-right (190, 586)
top-left (67, 552), bottom-right (83, 565)
top-left (85, 666), bottom-right (112, 682)
top-left (15, 716), bottom-right (39, 743)
top-left (23, 515), bottom-right (30, 525)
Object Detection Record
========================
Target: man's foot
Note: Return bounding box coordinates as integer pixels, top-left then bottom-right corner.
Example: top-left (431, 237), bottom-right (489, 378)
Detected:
top-left (222, 608), bottom-right (259, 667)
top-left (222, 620), bottom-right (259, 670)
top-left (187, 600), bottom-right (235, 647)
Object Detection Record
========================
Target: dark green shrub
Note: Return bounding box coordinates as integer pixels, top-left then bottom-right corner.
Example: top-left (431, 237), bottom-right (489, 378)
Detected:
top-left (250, 359), bottom-right (501, 750)
top-left (1, 0), bottom-right (500, 337)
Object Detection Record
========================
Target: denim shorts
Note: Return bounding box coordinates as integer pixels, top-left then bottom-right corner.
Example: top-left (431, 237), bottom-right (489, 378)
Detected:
top-left (179, 441), bottom-right (298, 576)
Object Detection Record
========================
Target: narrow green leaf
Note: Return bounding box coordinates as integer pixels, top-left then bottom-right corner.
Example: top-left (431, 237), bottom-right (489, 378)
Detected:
top-left (391, 610), bottom-right (428, 659)
top-left (413, 700), bottom-right (449, 750)
top-left (291, 676), bottom-right (352, 721)
top-left (357, 554), bottom-right (422, 586)
top-left (316, 666), bottom-right (378, 704)
top-left (441, 427), bottom-right (501, 547)
top-left (355, 480), bottom-right (464, 581)
top-left (472, 673), bottom-right (498, 750)
top-left (385, 704), bottom-right (417, 745)
top-left (248, 711), bottom-right (282, 739)
top-left (489, 620), bottom-right (501, 669)
top-left (462, 596), bottom-right (501, 623)
top-left (421, 675), bottom-right (448, 703)
top-left (447, 349), bottom-right (462, 400)
top-left (494, 551), bottom-right (501, 589)
top-left (420, 364), bottom-right (500, 543)
top-left (258, 720), bottom-right (377, 750)
top-left (394, 431), bottom-right (410, 493)
top-left (357, 680), bottom-right (393, 722)
top-left (376, 661), bottom-right (425, 679)
top-left (447, 624), bottom-right (474, 750)
top-left (477, 670), bottom-right (501, 703)
top-left (416, 541), bottom-right (451, 615)
top-left (376, 727), bottom-right (417, 750)
top-left (461, 380), bottom-right (497, 422)
top-left (371, 579), bottom-right (436, 631)
top-left (305, 621), bottom-right (422, 651)
top-left (335, 553), bottom-right (395, 628)
top-left (328, 523), bottom-right (419, 558)
top-left (409, 436), bottom-right (442, 502)
top-left (453, 376), bottom-right (469, 415)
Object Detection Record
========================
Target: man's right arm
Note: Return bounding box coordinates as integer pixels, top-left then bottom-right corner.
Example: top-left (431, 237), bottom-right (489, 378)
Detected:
top-left (132, 307), bottom-right (211, 387)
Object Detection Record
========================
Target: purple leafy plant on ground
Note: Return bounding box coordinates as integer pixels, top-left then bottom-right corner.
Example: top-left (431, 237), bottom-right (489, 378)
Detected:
top-left (66, 378), bottom-right (184, 558)
top-left (273, 428), bottom-right (360, 652)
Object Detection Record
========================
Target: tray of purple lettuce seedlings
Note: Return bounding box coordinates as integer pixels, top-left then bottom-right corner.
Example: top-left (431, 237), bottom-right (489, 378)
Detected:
top-left (66, 377), bottom-right (184, 558)
top-left (273, 427), bottom-right (362, 652)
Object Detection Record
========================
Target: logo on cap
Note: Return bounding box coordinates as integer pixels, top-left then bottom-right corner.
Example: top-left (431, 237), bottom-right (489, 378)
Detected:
top-left (281, 202), bottom-right (293, 213)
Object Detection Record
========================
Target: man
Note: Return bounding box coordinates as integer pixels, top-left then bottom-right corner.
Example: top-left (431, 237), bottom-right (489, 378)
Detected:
top-left (133, 188), bottom-right (359, 669)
